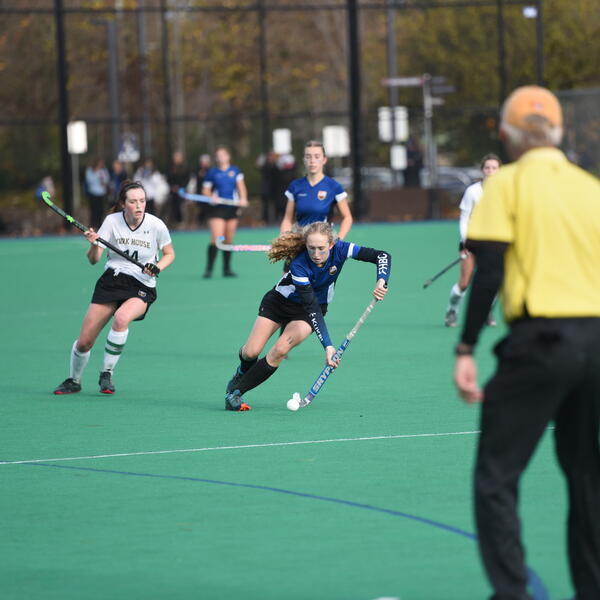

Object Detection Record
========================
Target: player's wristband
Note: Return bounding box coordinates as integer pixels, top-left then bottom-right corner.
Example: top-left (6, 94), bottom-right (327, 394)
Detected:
top-left (454, 342), bottom-right (474, 356)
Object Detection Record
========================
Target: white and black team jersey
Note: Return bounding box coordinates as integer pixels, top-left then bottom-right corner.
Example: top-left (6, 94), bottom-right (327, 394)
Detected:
top-left (97, 212), bottom-right (171, 288)
top-left (458, 181), bottom-right (483, 242)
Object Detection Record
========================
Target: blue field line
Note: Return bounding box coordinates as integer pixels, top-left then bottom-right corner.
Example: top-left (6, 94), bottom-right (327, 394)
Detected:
top-left (26, 460), bottom-right (548, 599)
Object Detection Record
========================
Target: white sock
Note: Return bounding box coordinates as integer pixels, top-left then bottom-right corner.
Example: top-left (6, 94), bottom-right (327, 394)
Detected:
top-left (447, 283), bottom-right (465, 311)
top-left (102, 329), bottom-right (129, 373)
top-left (70, 340), bottom-right (90, 382)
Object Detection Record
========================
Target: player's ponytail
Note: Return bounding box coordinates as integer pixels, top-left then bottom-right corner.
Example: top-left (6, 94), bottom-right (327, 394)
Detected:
top-left (268, 221), bottom-right (337, 263)
top-left (268, 231), bottom-right (305, 263)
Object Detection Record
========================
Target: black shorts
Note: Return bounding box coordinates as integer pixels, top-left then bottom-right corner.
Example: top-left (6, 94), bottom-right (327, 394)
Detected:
top-left (91, 269), bottom-right (157, 321)
top-left (205, 205), bottom-right (240, 220)
top-left (258, 288), bottom-right (327, 329)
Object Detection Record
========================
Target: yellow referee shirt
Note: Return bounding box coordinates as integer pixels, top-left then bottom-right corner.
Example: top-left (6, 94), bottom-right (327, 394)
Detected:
top-left (467, 147), bottom-right (600, 321)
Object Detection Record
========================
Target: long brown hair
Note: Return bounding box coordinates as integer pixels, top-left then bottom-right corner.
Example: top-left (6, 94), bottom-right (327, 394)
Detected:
top-left (268, 221), bottom-right (336, 263)
top-left (111, 179), bottom-right (146, 213)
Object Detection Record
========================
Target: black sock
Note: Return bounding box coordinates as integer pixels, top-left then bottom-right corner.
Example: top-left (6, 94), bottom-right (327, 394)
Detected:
top-left (206, 243), bottom-right (217, 272)
top-left (237, 357), bottom-right (278, 395)
top-left (239, 348), bottom-right (257, 374)
top-left (223, 250), bottom-right (232, 273)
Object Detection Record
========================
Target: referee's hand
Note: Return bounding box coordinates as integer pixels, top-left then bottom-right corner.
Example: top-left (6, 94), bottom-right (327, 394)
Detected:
top-left (454, 356), bottom-right (483, 403)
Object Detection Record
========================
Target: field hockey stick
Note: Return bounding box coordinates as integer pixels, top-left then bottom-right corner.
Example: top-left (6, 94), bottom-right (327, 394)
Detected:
top-left (177, 188), bottom-right (241, 206)
top-left (287, 298), bottom-right (378, 411)
top-left (422, 256), bottom-right (464, 289)
top-left (40, 192), bottom-right (148, 273)
top-left (216, 236), bottom-right (272, 252)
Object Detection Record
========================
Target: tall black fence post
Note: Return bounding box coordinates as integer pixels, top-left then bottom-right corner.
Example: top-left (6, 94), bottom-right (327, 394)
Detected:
top-left (53, 0), bottom-right (73, 213)
top-left (535, 0), bottom-right (545, 85)
top-left (347, 0), bottom-right (364, 219)
top-left (160, 0), bottom-right (173, 163)
top-left (258, 0), bottom-right (271, 156)
top-left (496, 0), bottom-right (507, 106)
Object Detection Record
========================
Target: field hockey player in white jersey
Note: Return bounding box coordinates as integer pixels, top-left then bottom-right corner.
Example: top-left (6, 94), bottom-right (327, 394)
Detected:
top-left (53, 180), bottom-right (175, 395)
top-left (279, 140), bottom-right (353, 239)
top-left (444, 154), bottom-right (501, 327)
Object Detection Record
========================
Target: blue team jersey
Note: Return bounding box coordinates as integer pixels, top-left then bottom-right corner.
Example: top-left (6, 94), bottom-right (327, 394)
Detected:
top-left (284, 176), bottom-right (347, 226)
top-left (275, 240), bottom-right (361, 305)
top-left (203, 165), bottom-right (244, 200)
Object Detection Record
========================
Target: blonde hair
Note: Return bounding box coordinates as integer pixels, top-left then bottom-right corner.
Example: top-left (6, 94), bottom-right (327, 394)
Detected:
top-left (268, 222), bottom-right (336, 263)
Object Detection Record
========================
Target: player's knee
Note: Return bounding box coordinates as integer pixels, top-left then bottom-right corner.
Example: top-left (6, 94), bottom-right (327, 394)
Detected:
top-left (112, 312), bottom-right (132, 331)
top-left (242, 343), bottom-right (261, 361)
top-left (270, 337), bottom-right (294, 363)
top-left (76, 338), bottom-right (94, 353)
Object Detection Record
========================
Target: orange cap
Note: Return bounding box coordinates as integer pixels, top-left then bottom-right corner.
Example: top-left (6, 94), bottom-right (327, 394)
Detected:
top-left (502, 85), bottom-right (563, 130)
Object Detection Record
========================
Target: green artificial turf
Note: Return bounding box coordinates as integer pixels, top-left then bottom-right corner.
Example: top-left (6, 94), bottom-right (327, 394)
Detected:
top-left (0, 223), bottom-right (570, 599)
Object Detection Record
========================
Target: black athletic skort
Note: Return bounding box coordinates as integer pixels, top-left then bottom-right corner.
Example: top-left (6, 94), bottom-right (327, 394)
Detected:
top-left (258, 288), bottom-right (327, 329)
top-left (204, 204), bottom-right (240, 220)
top-left (91, 269), bottom-right (157, 321)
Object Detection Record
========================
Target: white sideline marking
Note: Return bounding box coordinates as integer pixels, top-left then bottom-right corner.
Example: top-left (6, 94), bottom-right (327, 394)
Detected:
top-left (0, 430), bottom-right (480, 466)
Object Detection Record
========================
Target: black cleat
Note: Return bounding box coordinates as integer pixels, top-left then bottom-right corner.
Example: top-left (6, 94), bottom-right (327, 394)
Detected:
top-left (53, 378), bottom-right (81, 395)
top-left (99, 371), bottom-right (115, 394)
top-left (223, 270), bottom-right (237, 278)
top-left (203, 270), bottom-right (212, 279)
top-left (225, 389), bottom-right (251, 412)
top-left (226, 368), bottom-right (244, 395)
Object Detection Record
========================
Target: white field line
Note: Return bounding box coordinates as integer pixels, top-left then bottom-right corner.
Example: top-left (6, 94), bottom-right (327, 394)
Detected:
top-left (0, 430), bottom-right (480, 466)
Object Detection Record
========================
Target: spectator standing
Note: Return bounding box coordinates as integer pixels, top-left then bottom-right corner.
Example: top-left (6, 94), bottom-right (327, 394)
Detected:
top-left (403, 136), bottom-right (423, 187)
top-left (166, 151), bottom-right (190, 228)
top-left (85, 158), bottom-right (110, 230)
top-left (257, 150), bottom-right (282, 225)
top-left (35, 176), bottom-right (55, 201)
top-left (109, 160), bottom-right (128, 207)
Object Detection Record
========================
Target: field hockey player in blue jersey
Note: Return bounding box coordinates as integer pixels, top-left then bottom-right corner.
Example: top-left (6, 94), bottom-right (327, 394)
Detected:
top-left (279, 140), bottom-right (353, 239)
top-left (223, 221), bottom-right (391, 411)
top-left (202, 145), bottom-right (248, 278)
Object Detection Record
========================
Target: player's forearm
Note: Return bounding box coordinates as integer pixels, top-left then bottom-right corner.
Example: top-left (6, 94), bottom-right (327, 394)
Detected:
top-left (86, 244), bottom-right (103, 264)
top-left (460, 240), bottom-right (507, 348)
top-left (280, 218), bottom-right (293, 233)
top-left (355, 247), bottom-right (391, 284)
top-left (296, 285), bottom-right (332, 348)
top-left (337, 214), bottom-right (353, 240)
top-left (280, 201), bottom-right (295, 232)
top-left (237, 181), bottom-right (248, 203)
top-left (156, 248), bottom-right (175, 272)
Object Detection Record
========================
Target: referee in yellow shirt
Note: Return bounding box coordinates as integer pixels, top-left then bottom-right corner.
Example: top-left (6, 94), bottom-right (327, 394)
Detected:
top-left (454, 86), bottom-right (600, 600)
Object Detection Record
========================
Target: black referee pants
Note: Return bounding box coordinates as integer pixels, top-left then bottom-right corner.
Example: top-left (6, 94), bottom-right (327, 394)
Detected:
top-left (475, 318), bottom-right (600, 600)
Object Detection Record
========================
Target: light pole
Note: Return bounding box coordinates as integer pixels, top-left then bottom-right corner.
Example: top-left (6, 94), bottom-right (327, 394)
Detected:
top-left (386, 0), bottom-right (401, 185)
